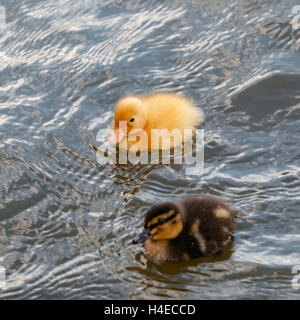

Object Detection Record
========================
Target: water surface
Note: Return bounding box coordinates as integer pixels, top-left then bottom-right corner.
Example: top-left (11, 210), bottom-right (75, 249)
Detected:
top-left (0, 0), bottom-right (300, 299)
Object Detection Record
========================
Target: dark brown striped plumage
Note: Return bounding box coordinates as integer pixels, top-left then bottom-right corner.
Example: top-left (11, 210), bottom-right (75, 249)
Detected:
top-left (133, 196), bottom-right (236, 263)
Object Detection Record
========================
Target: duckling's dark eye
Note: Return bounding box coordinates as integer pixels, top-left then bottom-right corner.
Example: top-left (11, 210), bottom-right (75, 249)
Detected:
top-left (158, 218), bottom-right (164, 224)
top-left (129, 117), bottom-right (135, 123)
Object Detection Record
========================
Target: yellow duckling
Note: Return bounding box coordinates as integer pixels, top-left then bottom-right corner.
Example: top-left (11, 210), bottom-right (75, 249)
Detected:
top-left (109, 93), bottom-right (203, 151)
top-left (132, 196), bottom-right (236, 264)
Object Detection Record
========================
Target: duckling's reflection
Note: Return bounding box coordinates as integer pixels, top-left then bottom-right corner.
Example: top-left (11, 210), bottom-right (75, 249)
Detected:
top-left (154, 242), bottom-right (234, 275)
top-left (91, 144), bottom-right (189, 201)
top-left (128, 241), bottom-right (234, 275)
top-left (92, 133), bottom-right (201, 179)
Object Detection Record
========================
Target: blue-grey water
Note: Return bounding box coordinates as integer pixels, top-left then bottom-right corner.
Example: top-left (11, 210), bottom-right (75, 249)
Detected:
top-left (0, 0), bottom-right (300, 299)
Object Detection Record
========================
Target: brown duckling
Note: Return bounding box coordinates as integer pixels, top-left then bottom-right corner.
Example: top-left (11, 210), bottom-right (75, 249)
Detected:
top-left (132, 196), bottom-right (236, 264)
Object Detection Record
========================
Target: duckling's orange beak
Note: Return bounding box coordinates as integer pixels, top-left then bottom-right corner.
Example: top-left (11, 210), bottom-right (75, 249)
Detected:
top-left (109, 128), bottom-right (127, 145)
top-left (109, 121), bottom-right (127, 145)
top-left (132, 228), bottom-right (151, 244)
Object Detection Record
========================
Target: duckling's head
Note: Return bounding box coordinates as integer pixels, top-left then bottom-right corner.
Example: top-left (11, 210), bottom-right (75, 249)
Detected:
top-left (133, 202), bottom-right (184, 244)
top-left (111, 96), bottom-right (148, 145)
